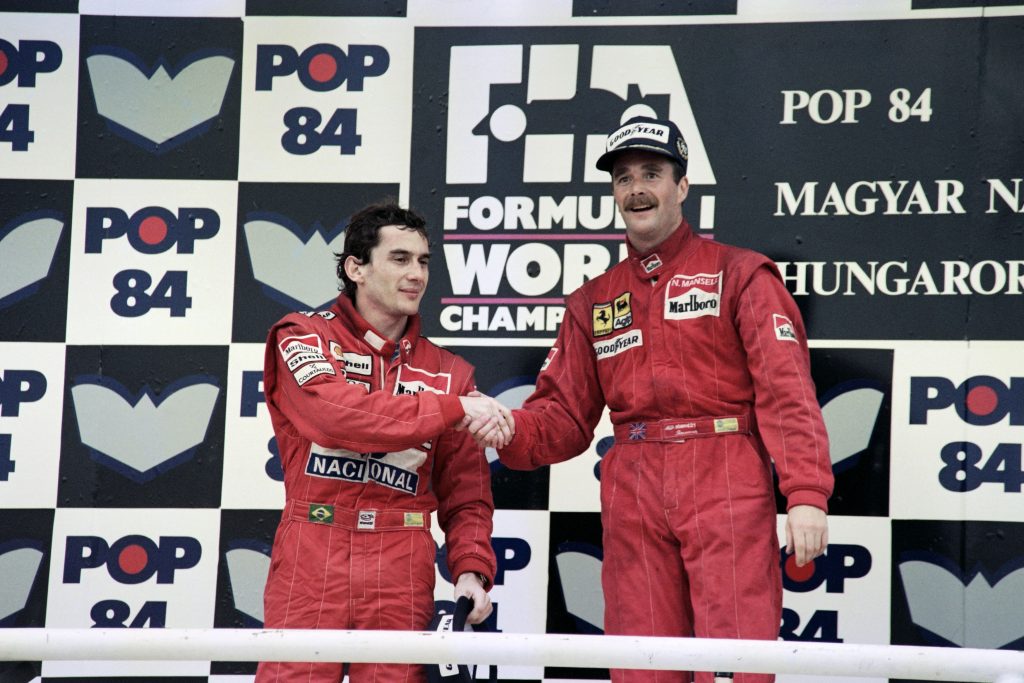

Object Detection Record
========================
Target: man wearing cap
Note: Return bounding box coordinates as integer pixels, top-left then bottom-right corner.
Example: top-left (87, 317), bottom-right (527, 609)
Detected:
top-left (494, 117), bottom-right (833, 683)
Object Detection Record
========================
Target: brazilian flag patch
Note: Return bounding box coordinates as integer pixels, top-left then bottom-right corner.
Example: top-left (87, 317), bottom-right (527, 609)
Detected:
top-left (308, 504), bottom-right (335, 524)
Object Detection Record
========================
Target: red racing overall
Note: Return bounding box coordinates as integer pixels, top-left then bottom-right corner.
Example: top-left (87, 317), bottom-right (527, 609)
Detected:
top-left (258, 294), bottom-right (496, 683)
top-left (500, 221), bottom-right (833, 683)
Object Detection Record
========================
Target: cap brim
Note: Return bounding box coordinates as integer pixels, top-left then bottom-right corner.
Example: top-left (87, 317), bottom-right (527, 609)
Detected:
top-left (595, 143), bottom-right (681, 172)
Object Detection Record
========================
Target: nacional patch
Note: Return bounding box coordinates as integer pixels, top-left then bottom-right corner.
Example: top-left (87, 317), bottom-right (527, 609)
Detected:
top-left (593, 330), bottom-right (643, 360)
top-left (342, 351), bottom-right (373, 376)
top-left (664, 272), bottom-right (722, 320)
top-left (773, 314), bottom-right (798, 342)
top-left (306, 445), bottom-right (426, 495)
top-left (394, 365), bottom-right (451, 395)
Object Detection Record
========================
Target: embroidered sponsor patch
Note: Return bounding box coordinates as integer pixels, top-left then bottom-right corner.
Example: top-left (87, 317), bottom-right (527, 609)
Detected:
top-left (279, 333), bottom-right (322, 359)
top-left (592, 302), bottom-right (613, 337)
top-left (300, 310), bottom-right (336, 320)
top-left (404, 512), bottom-right (424, 527)
top-left (613, 292), bottom-right (633, 330)
top-left (641, 253), bottom-right (662, 274)
top-left (607, 121), bottom-right (670, 151)
top-left (293, 361), bottom-right (335, 386)
top-left (593, 330), bottom-right (643, 360)
top-left (773, 314), bottom-right (798, 342)
top-left (664, 272), bottom-right (722, 320)
top-left (593, 292), bottom-right (633, 337)
top-left (306, 445), bottom-right (427, 495)
top-left (540, 347), bottom-right (558, 372)
top-left (714, 417), bottom-right (739, 433)
top-left (286, 351), bottom-right (327, 372)
top-left (358, 510), bottom-right (376, 529)
top-left (394, 365), bottom-right (452, 395)
top-left (342, 351), bottom-right (372, 375)
top-left (308, 504), bottom-right (334, 524)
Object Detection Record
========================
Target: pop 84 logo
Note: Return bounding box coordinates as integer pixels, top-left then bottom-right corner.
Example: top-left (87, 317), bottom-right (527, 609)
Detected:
top-left (84, 204), bottom-right (218, 318)
top-left (254, 42), bottom-right (388, 155)
top-left (910, 375), bottom-right (1023, 492)
top-left (0, 37), bottom-right (62, 151)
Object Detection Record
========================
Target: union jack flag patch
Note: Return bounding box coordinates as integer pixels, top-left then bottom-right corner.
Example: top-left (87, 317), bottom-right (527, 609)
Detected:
top-left (629, 422), bottom-right (647, 440)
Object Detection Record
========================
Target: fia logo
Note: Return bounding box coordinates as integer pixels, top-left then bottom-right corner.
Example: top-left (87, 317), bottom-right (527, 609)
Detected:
top-left (444, 43), bottom-right (714, 185)
top-left (69, 374), bottom-right (220, 482)
top-left (243, 213), bottom-right (346, 309)
top-left (0, 38), bottom-right (62, 151)
top-left (84, 47), bottom-right (235, 153)
top-left (254, 42), bottom-right (389, 155)
top-left (909, 375), bottom-right (1023, 493)
top-left (63, 534), bottom-right (201, 627)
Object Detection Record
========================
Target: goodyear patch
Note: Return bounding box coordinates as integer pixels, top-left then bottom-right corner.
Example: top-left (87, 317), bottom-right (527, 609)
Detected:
top-left (308, 504), bottom-right (335, 524)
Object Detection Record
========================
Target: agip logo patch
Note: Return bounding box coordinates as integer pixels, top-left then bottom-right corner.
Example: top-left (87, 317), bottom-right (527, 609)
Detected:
top-left (664, 272), bottom-right (722, 320)
top-left (592, 292), bottom-right (633, 338)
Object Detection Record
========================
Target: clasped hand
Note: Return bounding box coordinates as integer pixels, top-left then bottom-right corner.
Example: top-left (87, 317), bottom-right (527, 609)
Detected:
top-left (457, 391), bottom-right (515, 449)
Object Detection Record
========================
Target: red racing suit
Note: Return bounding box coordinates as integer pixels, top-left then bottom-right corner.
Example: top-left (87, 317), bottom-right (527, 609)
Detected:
top-left (257, 294), bottom-right (496, 683)
top-left (500, 221), bottom-right (833, 683)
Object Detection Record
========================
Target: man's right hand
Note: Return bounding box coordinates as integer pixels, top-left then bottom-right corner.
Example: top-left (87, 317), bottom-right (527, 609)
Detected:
top-left (457, 393), bottom-right (515, 449)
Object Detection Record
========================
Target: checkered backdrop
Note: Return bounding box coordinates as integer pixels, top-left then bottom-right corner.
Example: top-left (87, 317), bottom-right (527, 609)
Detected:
top-left (1, 1), bottom-right (1023, 681)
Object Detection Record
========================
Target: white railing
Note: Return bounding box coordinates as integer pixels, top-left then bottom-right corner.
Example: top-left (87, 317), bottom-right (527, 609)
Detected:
top-left (0, 629), bottom-right (1022, 682)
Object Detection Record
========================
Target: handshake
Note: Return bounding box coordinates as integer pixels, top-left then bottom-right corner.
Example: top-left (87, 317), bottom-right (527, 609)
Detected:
top-left (457, 391), bottom-right (516, 450)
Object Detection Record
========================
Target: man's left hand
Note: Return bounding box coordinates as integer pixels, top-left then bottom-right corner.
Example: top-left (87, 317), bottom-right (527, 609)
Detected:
top-left (454, 572), bottom-right (492, 625)
top-left (785, 505), bottom-right (828, 567)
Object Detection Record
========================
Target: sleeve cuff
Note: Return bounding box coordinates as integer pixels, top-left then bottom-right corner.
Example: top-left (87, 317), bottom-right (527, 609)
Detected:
top-left (437, 394), bottom-right (466, 427)
top-left (451, 557), bottom-right (494, 590)
top-left (786, 489), bottom-right (829, 513)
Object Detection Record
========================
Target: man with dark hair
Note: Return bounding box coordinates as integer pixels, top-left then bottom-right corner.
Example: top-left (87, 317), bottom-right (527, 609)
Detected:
top-left (258, 201), bottom-right (510, 683)
top-left (493, 118), bottom-right (833, 683)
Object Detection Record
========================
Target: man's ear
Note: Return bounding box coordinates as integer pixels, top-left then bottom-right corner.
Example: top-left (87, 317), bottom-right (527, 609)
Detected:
top-left (344, 255), bottom-right (365, 284)
top-left (677, 176), bottom-right (690, 204)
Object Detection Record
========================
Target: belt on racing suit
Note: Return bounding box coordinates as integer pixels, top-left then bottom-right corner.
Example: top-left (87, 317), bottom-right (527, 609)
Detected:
top-left (613, 415), bottom-right (750, 444)
top-left (284, 499), bottom-right (431, 531)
